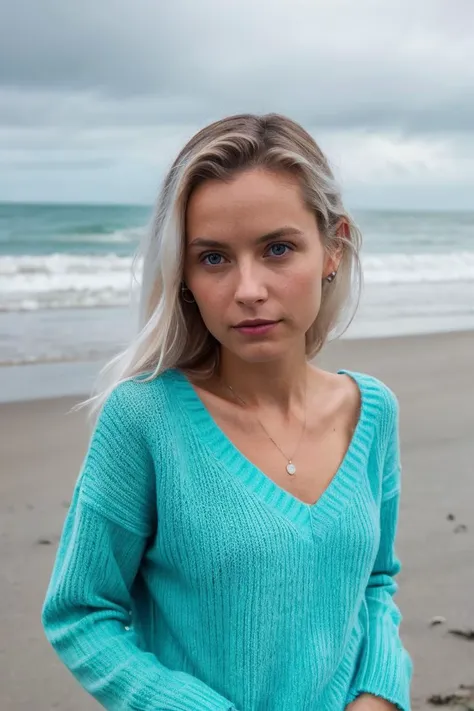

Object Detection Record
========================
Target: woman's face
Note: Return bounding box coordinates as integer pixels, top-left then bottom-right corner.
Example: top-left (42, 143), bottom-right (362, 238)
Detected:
top-left (184, 167), bottom-right (337, 364)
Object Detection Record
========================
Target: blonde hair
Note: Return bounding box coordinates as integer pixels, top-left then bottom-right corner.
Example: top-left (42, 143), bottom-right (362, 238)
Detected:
top-left (82, 113), bottom-right (362, 416)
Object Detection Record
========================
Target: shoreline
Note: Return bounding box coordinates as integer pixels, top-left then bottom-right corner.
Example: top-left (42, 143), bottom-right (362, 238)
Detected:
top-left (2, 272), bottom-right (474, 383)
top-left (2, 319), bottom-right (474, 370)
top-left (1, 329), bottom-right (474, 405)
top-left (1, 330), bottom-right (473, 710)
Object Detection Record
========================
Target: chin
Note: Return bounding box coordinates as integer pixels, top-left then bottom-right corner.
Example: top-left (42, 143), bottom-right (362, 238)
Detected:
top-left (231, 342), bottom-right (288, 364)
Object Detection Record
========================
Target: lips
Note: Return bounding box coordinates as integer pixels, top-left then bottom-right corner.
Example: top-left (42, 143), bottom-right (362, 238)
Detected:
top-left (234, 319), bottom-right (277, 328)
top-left (232, 320), bottom-right (280, 336)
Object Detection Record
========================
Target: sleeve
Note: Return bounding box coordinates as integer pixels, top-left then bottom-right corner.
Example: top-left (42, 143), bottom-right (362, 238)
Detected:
top-left (346, 389), bottom-right (413, 711)
top-left (41, 386), bottom-right (236, 711)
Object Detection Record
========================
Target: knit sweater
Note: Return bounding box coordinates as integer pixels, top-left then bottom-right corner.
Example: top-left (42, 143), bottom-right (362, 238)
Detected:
top-left (42, 368), bottom-right (412, 711)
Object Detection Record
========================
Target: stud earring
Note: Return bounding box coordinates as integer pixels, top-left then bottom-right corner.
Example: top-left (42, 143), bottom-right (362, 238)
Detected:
top-left (326, 271), bottom-right (337, 283)
top-left (181, 284), bottom-right (195, 304)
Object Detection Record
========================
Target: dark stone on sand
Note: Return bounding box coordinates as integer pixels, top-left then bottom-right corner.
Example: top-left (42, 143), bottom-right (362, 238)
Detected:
top-left (428, 693), bottom-right (458, 705)
top-left (454, 524), bottom-right (468, 533)
top-left (447, 513), bottom-right (456, 521)
top-left (37, 537), bottom-right (52, 545)
top-left (428, 684), bottom-right (474, 705)
top-left (448, 628), bottom-right (474, 641)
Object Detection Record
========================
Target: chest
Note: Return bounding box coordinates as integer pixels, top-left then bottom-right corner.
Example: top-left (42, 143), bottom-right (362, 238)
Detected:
top-left (185, 375), bottom-right (361, 508)
top-left (218, 420), bottom-right (355, 506)
top-left (151, 427), bottom-right (380, 602)
top-left (149, 371), bottom-right (379, 595)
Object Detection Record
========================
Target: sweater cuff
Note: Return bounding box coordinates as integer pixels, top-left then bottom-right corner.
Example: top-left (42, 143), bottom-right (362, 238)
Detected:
top-left (174, 673), bottom-right (236, 710)
top-left (346, 644), bottom-right (412, 711)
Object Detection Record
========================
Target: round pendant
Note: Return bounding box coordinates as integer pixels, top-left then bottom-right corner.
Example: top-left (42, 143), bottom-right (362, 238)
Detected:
top-left (286, 462), bottom-right (296, 476)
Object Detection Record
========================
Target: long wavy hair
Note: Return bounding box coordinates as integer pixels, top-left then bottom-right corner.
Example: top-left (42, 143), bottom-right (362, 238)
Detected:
top-left (81, 113), bottom-right (362, 416)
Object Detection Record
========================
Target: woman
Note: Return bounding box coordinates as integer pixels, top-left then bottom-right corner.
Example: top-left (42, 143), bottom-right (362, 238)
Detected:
top-left (42, 113), bottom-right (412, 710)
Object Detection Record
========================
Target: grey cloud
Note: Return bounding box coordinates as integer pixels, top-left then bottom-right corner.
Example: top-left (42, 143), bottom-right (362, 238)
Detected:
top-left (1, 1), bottom-right (195, 94)
top-left (1, 0), bottom-right (473, 134)
top-left (1, 157), bottom-right (114, 170)
top-left (2, 0), bottom-right (474, 206)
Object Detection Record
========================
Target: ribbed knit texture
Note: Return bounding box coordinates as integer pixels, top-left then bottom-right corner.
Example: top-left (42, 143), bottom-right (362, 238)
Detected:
top-left (42, 368), bottom-right (412, 711)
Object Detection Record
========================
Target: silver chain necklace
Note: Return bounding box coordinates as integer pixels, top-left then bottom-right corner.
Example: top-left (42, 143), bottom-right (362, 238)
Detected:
top-left (224, 376), bottom-right (308, 476)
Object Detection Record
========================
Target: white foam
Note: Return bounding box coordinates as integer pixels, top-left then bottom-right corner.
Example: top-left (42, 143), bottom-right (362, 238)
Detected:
top-left (1, 250), bottom-right (474, 311)
top-left (363, 251), bottom-right (474, 284)
top-left (0, 254), bottom-right (138, 311)
top-left (73, 227), bottom-right (144, 244)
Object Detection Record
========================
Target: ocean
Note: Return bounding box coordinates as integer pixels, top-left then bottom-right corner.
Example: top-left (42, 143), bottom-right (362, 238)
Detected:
top-left (1, 202), bottom-right (474, 368)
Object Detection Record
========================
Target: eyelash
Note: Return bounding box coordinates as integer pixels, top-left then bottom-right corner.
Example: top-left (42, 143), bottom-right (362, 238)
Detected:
top-left (199, 242), bottom-right (294, 266)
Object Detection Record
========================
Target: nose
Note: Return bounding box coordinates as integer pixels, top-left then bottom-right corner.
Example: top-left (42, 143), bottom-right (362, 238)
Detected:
top-left (234, 262), bottom-right (268, 305)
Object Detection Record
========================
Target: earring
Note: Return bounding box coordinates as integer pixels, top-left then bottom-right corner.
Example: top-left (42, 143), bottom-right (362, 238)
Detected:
top-left (181, 284), bottom-right (195, 304)
top-left (326, 271), bottom-right (337, 283)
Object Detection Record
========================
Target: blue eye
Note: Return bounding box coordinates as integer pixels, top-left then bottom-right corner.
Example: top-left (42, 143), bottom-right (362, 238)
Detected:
top-left (268, 243), bottom-right (291, 257)
top-left (202, 253), bottom-right (223, 266)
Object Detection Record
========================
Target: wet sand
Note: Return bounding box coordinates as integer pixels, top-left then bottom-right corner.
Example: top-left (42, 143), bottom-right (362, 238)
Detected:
top-left (1, 331), bottom-right (473, 710)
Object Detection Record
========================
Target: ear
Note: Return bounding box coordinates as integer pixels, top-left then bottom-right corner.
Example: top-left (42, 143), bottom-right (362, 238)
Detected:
top-left (338, 217), bottom-right (351, 241)
top-left (323, 217), bottom-right (349, 279)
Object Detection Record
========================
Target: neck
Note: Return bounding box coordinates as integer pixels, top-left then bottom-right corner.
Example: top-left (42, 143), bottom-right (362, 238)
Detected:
top-left (218, 345), bottom-right (309, 414)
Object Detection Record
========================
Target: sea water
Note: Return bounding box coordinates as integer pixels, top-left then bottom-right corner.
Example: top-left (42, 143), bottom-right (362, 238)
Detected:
top-left (1, 202), bottom-right (473, 367)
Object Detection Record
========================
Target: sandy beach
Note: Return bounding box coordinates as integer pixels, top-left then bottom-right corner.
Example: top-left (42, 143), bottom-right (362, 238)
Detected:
top-left (1, 330), bottom-right (473, 711)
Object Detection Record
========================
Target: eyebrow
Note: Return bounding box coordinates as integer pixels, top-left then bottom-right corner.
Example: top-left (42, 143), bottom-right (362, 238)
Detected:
top-left (188, 227), bottom-right (304, 249)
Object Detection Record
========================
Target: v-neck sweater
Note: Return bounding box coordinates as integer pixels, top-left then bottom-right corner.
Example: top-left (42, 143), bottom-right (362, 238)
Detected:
top-left (42, 368), bottom-right (412, 711)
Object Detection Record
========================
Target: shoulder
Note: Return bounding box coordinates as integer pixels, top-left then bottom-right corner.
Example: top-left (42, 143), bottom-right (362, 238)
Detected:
top-left (101, 368), bottom-right (182, 412)
top-left (80, 376), bottom-right (165, 535)
top-left (340, 372), bottom-right (402, 496)
top-left (96, 368), bottom-right (181, 440)
top-left (339, 370), bottom-right (398, 416)
top-left (337, 370), bottom-right (400, 452)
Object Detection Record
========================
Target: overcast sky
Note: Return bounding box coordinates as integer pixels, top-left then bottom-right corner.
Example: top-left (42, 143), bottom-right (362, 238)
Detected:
top-left (1, 0), bottom-right (473, 209)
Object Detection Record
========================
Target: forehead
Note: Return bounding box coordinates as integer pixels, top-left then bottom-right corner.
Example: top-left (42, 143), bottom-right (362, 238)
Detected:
top-left (186, 168), bottom-right (315, 239)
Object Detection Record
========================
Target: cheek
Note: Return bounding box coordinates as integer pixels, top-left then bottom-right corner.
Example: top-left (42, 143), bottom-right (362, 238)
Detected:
top-left (191, 278), bottom-right (229, 326)
top-left (279, 266), bottom-right (322, 314)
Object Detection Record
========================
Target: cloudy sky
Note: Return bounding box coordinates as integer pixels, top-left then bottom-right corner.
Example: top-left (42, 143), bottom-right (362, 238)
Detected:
top-left (1, 0), bottom-right (473, 209)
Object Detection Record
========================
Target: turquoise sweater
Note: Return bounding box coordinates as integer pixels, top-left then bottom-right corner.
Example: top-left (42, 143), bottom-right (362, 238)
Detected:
top-left (42, 368), bottom-right (412, 710)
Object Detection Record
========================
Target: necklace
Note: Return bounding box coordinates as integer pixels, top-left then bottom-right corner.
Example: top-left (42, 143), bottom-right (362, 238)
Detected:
top-left (224, 376), bottom-right (308, 477)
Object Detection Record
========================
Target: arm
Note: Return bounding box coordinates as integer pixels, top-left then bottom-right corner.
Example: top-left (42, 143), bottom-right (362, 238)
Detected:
top-left (42, 385), bottom-right (235, 711)
top-left (346, 390), bottom-right (413, 711)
